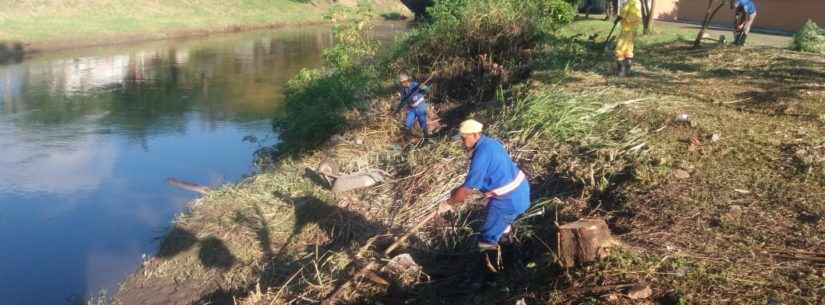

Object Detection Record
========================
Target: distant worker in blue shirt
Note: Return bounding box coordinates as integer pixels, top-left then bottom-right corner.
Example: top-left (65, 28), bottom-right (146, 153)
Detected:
top-left (394, 73), bottom-right (431, 140)
top-left (444, 119), bottom-right (531, 273)
top-left (731, 0), bottom-right (757, 46)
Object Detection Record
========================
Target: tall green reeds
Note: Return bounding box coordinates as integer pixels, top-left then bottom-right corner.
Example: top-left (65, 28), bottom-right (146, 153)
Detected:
top-left (500, 89), bottom-right (605, 143)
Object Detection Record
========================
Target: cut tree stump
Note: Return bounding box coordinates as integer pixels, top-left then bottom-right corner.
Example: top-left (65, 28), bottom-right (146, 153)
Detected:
top-left (557, 218), bottom-right (619, 268)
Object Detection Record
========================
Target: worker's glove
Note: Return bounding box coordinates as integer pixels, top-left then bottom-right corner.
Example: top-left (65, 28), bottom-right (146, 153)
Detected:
top-left (448, 186), bottom-right (473, 206)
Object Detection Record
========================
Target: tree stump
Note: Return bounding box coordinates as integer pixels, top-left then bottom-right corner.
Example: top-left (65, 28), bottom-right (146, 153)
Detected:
top-left (557, 218), bottom-right (618, 268)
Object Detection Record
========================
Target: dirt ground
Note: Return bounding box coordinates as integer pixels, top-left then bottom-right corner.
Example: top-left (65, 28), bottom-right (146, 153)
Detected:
top-left (530, 25), bottom-right (825, 304)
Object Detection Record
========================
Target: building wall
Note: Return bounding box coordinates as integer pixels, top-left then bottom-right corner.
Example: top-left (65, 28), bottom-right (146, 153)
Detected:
top-left (653, 0), bottom-right (825, 32)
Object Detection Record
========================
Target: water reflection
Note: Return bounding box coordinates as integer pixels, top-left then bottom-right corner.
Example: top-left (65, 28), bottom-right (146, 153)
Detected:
top-left (0, 22), bottom-right (404, 305)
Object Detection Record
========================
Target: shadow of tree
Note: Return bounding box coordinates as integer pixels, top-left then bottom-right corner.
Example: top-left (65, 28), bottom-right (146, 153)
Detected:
top-left (188, 192), bottom-right (386, 305)
top-left (156, 227), bottom-right (236, 270)
top-left (0, 42), bottom-right (24, 64)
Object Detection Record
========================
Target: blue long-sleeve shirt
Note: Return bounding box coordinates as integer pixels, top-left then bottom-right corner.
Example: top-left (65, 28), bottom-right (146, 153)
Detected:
top-left (463, 136), bottom-right (522, 200)
top-left (397, 81), bottom-right (429, 111)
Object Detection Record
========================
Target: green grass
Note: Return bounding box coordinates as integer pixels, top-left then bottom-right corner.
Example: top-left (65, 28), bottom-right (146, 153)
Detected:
top-left (560, 18), bottom-right (792, 48)
top-left (0, 0), bottom-right (406, 47)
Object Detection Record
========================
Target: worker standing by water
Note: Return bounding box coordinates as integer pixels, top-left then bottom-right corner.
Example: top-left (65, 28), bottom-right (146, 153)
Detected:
top-left (442, 119), bottom-right (531, 275)
top-left (731, 0), bottom-right (757, 46)
top-left (614, 0), bottom-right (641, 77)
top-left (394, 73), bottom-right (431, 140)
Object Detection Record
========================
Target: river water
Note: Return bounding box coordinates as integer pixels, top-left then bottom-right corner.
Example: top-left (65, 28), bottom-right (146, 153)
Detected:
top-left (0, 23), bottom-right (404, 305)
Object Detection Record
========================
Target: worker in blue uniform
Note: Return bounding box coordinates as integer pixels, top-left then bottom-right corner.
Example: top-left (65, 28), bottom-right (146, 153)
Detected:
top-left (443, 119), bottom-right (531, 273)
top-left (394, 73), bottom-right (431, 139)
top-left (731, 0), bottom-right (757, 46)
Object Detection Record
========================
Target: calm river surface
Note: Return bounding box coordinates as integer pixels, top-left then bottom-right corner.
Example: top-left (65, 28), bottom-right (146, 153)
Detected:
top-left (0, 23), bottom-right (404, 305)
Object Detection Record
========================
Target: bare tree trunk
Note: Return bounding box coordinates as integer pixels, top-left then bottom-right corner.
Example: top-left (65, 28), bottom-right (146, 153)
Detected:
top-left (693, 0), bottom-right (727, 48)
top-left (604, 0), bottom-right (619, 21)
top-left (640, 0), bottom-right (650, 34)
top-left (645, 0), bottom-right (656, 34)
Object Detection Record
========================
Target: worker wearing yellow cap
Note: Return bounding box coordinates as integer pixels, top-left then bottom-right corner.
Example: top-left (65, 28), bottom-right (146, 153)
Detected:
top-left (445, 119), bottom-right (531, 272)
top-left (615, 0), bottom-right (641, 77)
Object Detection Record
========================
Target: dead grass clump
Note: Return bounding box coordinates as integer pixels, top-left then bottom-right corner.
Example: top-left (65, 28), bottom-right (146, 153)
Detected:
top-left (389, 0), bottom-right (575, 102)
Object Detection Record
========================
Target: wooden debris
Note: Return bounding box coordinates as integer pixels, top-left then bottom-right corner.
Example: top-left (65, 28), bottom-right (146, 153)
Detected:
top-left (626, 284), bottom-right (652, 299)
top-left (557, 218), bottom-right (619, 268)
top-left (166, 178), bottom-right (209, 194)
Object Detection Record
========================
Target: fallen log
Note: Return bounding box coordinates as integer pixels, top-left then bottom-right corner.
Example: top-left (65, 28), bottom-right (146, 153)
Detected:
top-left (166, 178), bottom-right (209, 194)
top-left (557, 218), bottom-right (619, 268)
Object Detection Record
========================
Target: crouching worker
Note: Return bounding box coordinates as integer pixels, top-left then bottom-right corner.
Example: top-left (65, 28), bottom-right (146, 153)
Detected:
top-left (614, 0), bottom-right (641, 77)
top-left (731, 0), bottom-right (757, 46)
top-left (394, 73), bottom-right (431, 139)
top-left (442, 119), bottom-right (531, 274)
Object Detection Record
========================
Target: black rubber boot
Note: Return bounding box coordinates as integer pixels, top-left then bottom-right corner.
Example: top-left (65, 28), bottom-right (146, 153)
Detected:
top-left (624, 59), bottom-right (633, 76)
top-left (740, 34), bottom-right (748, 46)
top-left (617, 61), bottom-right (626, 77)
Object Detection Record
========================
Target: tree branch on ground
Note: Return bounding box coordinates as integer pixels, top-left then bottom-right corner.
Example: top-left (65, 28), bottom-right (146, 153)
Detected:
top-left (693, 0), bottom-right (728, 48)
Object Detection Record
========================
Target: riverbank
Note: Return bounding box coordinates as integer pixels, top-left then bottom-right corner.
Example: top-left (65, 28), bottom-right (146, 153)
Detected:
top-left (115, 2), bottom-right (825, 305)
top-left (0, 0), bottom-right (407, 57)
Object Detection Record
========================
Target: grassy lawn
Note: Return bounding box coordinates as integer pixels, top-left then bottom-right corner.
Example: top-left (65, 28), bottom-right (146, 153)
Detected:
top-left (0, 0), bottom-right (407, 49)
top-left (562, 17), bottom-right (793, 48)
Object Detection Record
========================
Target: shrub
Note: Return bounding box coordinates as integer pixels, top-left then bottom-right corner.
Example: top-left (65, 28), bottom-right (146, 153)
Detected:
top-left (275, 4), bottom-right (379, 153)
top-left (791, 20), bottom-right (825, 54)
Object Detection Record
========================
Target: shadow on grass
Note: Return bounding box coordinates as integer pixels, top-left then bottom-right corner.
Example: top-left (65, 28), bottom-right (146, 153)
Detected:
top-left (189, 191), bottom-right (386, 305)
top-left (157, 227), bottom-right (236, 270)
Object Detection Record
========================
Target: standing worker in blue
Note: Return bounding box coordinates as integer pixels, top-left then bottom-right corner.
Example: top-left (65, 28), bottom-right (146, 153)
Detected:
top-left (394, 73), bottom-right (431, 140)
top-left (442, 119), bottom-right (531, 273)
top-left (731, 0), bottom-right (757, 46)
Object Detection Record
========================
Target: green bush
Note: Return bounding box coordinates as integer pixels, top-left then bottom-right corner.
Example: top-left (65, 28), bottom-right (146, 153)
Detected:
top-left (275, 4), bottom-right (379, 153)
top-left (791, 20), bottom-right (825, 54)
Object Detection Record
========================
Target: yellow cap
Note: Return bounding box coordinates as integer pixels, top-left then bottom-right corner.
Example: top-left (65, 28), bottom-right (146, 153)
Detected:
top-left (459, 119), bottom-right (484, 134)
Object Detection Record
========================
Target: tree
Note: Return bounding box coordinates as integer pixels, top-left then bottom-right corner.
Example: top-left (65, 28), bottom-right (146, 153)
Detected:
top-left (693, 0), bottom-right (728, 48)
top-left (640, 0), bottom-right (656, 34)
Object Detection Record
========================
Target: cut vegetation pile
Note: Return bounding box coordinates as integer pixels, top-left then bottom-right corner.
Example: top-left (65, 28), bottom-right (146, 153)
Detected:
top-left (116, 3), bottom-right (824, 305)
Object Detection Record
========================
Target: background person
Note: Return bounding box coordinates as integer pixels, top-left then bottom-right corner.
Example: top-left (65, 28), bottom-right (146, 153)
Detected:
top-left (731, 0), bottom-right (757, 45)
top-left (394, 73), bottom-right (431, 139)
